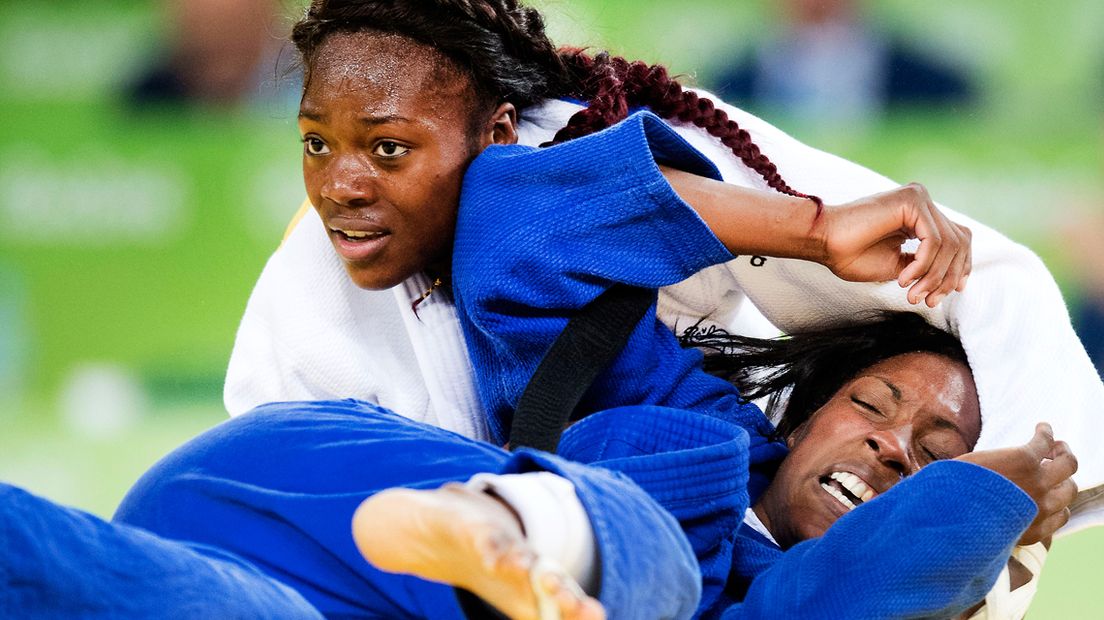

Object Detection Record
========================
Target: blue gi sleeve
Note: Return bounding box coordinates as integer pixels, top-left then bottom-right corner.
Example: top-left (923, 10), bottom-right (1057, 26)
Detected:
top-left (557, 405), bottom-right (753, 616)
top-left (715, 460), bottom-right (1036, 619)
top-left (454, 111), bottom-right (784, 477)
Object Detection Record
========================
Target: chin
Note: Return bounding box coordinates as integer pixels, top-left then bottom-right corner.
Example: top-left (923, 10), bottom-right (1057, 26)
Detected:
top-left (344, 265), bottom-right (403, 291)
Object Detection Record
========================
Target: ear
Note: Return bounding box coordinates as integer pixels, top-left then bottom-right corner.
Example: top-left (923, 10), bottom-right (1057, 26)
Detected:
top-left (486, 101), bottom-right (518, 146)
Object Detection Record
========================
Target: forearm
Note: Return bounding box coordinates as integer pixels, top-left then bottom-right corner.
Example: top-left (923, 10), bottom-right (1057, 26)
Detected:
top-left (679, 91), bottom-right (1104, 495)
top-left (660, 165), bottom-right (826, 263)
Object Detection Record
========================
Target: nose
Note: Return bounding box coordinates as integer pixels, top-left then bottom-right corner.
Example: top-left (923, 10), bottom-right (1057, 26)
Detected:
top-left (864, 426), bottom-right (914, 477)
top-left (320, 154), bottom-right (379, 208)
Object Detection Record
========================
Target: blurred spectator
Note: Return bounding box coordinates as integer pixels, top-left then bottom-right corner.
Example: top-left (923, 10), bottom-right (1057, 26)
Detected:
top-left (126, 0), bottom-right (298, 112)
top-left (1061, 207), bottom-right (1104, 379)
top-left (710, 0), bottom-right (975, 127)
top-left (1057, 112), bottom-right (1104, 379)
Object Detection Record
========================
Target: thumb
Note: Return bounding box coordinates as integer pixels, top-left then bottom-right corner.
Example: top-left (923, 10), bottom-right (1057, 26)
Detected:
top-left (895, 252), bottom-right (916, 287)
top-left (1025, 423), bottom-right (1054, 461)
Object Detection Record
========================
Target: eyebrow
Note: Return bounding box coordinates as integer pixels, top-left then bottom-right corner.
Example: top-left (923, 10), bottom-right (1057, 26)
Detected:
top-left (297, 109), bottom-right (414, 127)
top-left (875, 376), bottom-right (972, 445)
top-left (874, 377), bottom-right (903, 401)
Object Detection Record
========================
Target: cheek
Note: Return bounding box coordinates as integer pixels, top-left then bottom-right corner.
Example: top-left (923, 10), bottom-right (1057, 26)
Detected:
top-left (302, 165), bottom-right (323, 202)
top-left (416, 168), bottom-right (465, 225)
top-left (421, 197), bottom-right (460, 254)
top-left (394, 176), bottom-right (461, 260)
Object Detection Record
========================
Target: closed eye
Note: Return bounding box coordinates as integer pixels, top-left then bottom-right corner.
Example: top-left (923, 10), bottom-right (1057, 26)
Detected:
top-left (921, 447), bottom-right (946, 463)
top-left (851, 396), bottom-right (883, 416)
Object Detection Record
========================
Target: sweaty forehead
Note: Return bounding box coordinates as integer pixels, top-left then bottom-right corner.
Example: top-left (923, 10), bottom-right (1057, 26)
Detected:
top-left (304, 31), bottom-right (473, 112)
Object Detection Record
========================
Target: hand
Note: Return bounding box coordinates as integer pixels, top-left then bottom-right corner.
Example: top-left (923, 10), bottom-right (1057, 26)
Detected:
top-left (956, 423), bottom-right (1078, 545)
top-left (819, 183), bottom-right (972, 307)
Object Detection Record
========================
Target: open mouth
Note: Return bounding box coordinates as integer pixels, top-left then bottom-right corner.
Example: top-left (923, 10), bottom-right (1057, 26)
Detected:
top-left (331, 227), bottom-right (387, 242)
top-left (326, 223), bottom-right (392, 263)
top-left (818, 471), bottom-right (875, 511)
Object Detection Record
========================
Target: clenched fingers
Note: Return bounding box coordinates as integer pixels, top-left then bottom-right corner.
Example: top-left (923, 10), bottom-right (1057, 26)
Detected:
top-left (893, 184), bottom-right (972, 305)
top-left (1041, 439), bottom-right (1078, 487)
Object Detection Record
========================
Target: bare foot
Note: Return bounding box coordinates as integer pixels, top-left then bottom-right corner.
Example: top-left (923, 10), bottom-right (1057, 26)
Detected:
top-left (353, 484), bottom-right (605, 620)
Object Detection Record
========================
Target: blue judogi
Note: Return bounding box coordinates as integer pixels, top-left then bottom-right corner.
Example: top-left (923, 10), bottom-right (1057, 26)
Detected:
top-left (717, 460), bottom-right (1034, 618)
top-left (453, 112), bottom-right (790, 609)
top-left (0, 484), bottom-right (321, 619)
top-left (452, 111), bottom-right (1035, 618)
top-left (114, 401), bottom-right (724, 619)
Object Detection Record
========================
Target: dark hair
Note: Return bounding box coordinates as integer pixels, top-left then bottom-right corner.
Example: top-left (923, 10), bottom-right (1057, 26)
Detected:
top-left (291, 0), bottom-right (822, 211)
top-left (292, 0), bottom-right (571, 112)
top-left (682, 312), bottom-right (970, 438)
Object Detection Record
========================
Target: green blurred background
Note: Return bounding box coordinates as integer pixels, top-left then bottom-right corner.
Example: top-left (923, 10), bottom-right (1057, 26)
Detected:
top-left (0, 0), bottom-right (1101, 616)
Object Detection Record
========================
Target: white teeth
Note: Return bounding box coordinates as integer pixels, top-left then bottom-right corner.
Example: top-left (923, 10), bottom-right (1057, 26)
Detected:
top-left (333, 228), bottom-right (381, 239)
top-left (820, 482), bottom-right (857, 510)
top-left (829, 471), bottom-right (875, 503)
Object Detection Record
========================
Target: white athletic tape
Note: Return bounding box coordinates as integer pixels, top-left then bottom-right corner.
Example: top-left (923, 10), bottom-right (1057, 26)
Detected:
top-left (967, 542), bottom-right (1048, 620)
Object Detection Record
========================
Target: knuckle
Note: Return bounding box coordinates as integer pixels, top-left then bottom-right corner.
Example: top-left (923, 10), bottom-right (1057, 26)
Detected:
top-left (1040, 492), bottom-right (1064, 513)
top-left (1064, 477), bottom-right (1079, 495)
top-left (903, 183), bottom-right (925, 204)
top-left (1062, 482), bottom-right (1079, 504)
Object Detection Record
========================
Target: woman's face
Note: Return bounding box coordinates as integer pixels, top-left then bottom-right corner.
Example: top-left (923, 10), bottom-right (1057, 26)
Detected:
top-left (755, 352), bottom-right (981, 549)
top-left (298, 31), bottom-right (510, 289)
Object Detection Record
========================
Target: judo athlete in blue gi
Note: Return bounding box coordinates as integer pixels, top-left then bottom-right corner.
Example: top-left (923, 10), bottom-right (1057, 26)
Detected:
top-left (443, 110), bottom-right (1073, 617)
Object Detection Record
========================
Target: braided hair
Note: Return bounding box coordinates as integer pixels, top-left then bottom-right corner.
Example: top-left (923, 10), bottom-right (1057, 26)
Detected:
top-left (292, 0), bottom-right (821, 210)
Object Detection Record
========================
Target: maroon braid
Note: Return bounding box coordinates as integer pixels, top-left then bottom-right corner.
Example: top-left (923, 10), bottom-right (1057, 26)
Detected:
top-left (549, 50), bottom-right (823, 213)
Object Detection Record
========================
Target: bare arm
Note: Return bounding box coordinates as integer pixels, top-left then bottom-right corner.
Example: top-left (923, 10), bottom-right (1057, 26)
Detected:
top-left (661, 166), bottom-right (971, 307)
top-left (659, 165), bottom-right (827, 262)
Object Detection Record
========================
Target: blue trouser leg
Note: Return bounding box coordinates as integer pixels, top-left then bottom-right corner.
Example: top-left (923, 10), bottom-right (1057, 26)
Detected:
top-left (114, 400), bottom-right (705, 619)
top-left (0, 482), bottom-right (322, 619)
